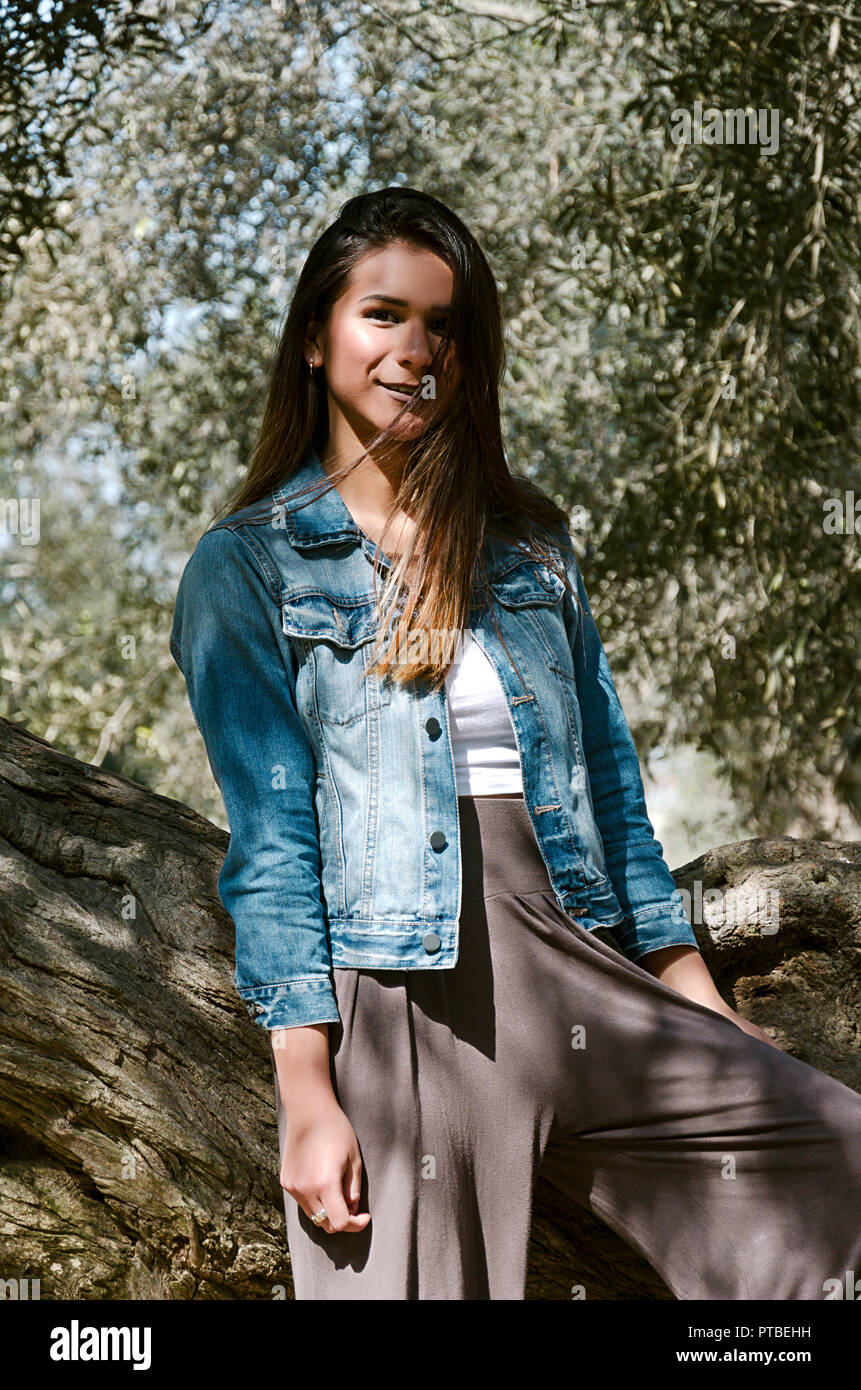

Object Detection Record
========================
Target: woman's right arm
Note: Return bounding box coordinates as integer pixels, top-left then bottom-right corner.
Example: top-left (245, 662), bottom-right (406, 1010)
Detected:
top-left (169, 525), bottom-right (369, 1235)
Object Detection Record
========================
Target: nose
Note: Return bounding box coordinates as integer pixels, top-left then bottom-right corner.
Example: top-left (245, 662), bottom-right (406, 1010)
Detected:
top-left (394, 318), bottom-right (437, 373)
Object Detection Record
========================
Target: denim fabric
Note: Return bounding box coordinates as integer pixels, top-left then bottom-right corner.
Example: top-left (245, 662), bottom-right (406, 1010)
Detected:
top-left (169, 448), bottom-right (700, 1030)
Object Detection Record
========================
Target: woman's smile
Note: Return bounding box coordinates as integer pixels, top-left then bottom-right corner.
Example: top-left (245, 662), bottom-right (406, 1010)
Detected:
top-left (378, 380), bottom-right (420, 403)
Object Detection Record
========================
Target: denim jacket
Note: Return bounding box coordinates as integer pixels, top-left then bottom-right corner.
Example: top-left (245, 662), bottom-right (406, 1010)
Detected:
top-left (169, 449), bottom-right (700, 1030)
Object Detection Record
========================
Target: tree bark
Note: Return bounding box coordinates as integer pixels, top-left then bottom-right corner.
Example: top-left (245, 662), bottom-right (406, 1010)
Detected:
top-left (0, 716), bottom-right (858, 1299)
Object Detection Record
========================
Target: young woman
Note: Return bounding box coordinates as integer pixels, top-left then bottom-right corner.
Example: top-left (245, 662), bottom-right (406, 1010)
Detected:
top-left (170, 186), bottom-right (861, 1301)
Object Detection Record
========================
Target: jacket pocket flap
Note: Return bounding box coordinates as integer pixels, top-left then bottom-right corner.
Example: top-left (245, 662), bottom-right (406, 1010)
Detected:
top-left (281, 590), bottom-right (381, 647)
top-left (489, 560), bottom-right (566, 608)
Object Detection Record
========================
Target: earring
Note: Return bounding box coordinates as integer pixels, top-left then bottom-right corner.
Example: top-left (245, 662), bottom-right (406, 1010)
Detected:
top-left (308, 359), bottom-right (317, 377)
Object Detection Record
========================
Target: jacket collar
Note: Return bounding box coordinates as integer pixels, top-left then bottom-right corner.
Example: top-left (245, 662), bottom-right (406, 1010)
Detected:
top-left (271, 446), bottom-right (549, 581)
top-left (274, 448), bottom-right (364, 549)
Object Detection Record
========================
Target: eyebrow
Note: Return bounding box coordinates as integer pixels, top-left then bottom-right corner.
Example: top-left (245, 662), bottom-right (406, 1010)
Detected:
top-left (357, 294), bottom-right (451, 313)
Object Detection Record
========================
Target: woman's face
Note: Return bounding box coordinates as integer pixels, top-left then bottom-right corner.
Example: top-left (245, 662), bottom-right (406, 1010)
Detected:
top-left (307, 241), bottom-right (461, 448)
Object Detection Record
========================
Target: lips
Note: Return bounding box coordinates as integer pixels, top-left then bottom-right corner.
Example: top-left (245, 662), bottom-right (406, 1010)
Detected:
top-left (378, 381), bottom-right (419, 401)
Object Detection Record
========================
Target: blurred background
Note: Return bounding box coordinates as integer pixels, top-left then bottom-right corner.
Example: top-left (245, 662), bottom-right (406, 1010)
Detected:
top-left (1, 0), bottom-right (858, 869)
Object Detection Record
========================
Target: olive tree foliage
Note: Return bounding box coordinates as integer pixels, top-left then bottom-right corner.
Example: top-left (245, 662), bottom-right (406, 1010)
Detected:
top-left (548, 0), bottom-right (861, 834)
top-left (0, 0), bottom-right (857, 838)
top-left (0, 0), bottom-right (213, 279)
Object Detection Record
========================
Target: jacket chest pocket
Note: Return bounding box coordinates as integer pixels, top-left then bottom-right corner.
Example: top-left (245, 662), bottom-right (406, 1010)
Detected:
top-left (281, 589), bottom-right (392, 727)
top-left (488, 555), bottom-right (569, 629)
top-left (489, 557), bottom-right (578, 673)
top-left (489, 557), bottom-right (587, 765)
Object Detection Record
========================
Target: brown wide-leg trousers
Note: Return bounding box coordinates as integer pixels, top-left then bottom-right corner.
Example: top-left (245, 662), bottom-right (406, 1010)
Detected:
top-left (269, 795), bottom-right (861, 1300)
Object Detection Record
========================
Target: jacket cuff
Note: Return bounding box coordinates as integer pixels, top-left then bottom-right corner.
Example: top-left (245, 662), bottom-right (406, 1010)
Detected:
top-left (612, 901), bottom-right (701, 962)
top-left (237, 978), bottom-right (341, 1030)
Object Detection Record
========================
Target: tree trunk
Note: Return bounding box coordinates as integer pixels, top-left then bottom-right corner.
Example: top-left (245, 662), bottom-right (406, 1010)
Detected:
top-left (0, 716), bottom-right (858, 1299)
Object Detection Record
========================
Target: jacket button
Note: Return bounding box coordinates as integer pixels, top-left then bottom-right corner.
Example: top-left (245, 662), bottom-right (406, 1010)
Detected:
top-left (425, 717), bottom-right (442, 739)
top-left (429, 830), bottom-right (447, 851)
top-left (422, 932), bottom-right (442, 953)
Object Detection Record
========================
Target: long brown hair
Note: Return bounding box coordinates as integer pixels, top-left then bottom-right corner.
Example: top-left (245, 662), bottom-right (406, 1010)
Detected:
top-left (210, 186), bottom-right (579, 691)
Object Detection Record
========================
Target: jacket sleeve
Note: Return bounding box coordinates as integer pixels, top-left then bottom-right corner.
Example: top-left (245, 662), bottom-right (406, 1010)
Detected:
top-left (559, 537), bottom-right (701, 961)
top-left (169, 525), bottom-right (341, 1031)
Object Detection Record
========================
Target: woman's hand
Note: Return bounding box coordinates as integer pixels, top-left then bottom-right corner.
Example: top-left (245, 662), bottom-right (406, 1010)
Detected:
top-left (638, 944), bottom-right (784, 1051)
top-left (715, 1006), bottom-right (784, 1051)
top-left (280, 1090), bottom-right (371, 1236)
top-left (270, 1022), bottom-right (371, 1236)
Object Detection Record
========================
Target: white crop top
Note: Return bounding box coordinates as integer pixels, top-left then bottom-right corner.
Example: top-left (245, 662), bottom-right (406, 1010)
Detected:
top-left (443, 630), bottom-right (523, 795)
